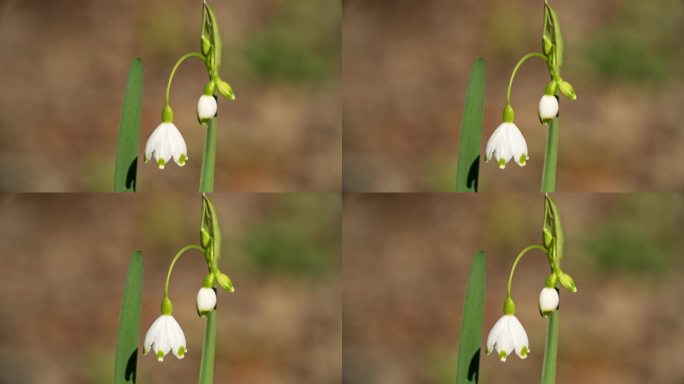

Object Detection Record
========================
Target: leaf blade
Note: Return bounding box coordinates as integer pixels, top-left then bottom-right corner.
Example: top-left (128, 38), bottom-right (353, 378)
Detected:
top-left (455, 58), bottom-right (486, 192)
top-left (113, 250), bottom-right (144, 384)
top-left (113, 58), bottom-right (143, 192)
top-left (455, 250), bottom-right (486, 384)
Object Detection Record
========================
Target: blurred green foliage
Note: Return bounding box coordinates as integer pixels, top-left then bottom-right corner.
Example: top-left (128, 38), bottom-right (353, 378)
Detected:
top-left (583, 0), bottom-right (684, 84)
top-left (239, 194), bottom-right (340, 276)
top-left (239, 0), bottom-right (339, 84)
top-left (582, 195), bottom-right (683, 278)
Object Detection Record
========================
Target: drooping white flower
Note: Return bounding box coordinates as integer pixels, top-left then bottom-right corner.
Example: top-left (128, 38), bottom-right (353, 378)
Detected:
top-left (539, 287), bottom-right (559, 316)
top-left (485, 122), bottom-right (528, 169)
top-left (486, 315), bottom-right (529, 361)
top-left (197, 95), bottom-right (218, 121)
top-left (539, 95), bottom-right (559, 122)
top-left (196, 287), bottom-right (217, 317)
top-left (144, 122), bottom-right (188, 169)
top-left (143, 315), bottom-right (187, 362)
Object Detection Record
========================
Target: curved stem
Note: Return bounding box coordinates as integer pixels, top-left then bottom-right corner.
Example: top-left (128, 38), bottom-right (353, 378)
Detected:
top-left (164, 244), bottom-right (205, 297)
top-left (506, 244), bottom-right (547, 297)
top-left (164, 52), bottom-right (206, 105)
top-left (506, 52), bottom-right (546, 105)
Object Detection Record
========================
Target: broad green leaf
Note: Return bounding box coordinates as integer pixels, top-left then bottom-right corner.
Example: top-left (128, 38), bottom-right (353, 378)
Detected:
top-left (113, 59), bottom-right (143, 192)
top-left (455, 250), bottom-right (486, 384)
top-left (113, 250), bottom-right (143, 384)
top-left (455, 58), bottom-right (485, 192)
top-left (541, 310), bottom-right (559, 384)
top-left (198, 310), bottom-right (217, 384)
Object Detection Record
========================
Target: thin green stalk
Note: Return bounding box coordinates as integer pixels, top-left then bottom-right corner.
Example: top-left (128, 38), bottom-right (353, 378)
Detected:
top-left (541, 310), bottom-right (559, 383)
top-left (163, 244), bottom-right (204, 297)
top-left (541, 117), bottom-right (559, 192)
top-left (199, 118), bottom-right (217, 192)
top-left (506, 52), bottom-right (546, 105)
top-left (164, 52), bottom-right (205, 105)
top-left (506, 244), bottom-right (546, 297)
top-left (199, 309), bottom-right (217, 384)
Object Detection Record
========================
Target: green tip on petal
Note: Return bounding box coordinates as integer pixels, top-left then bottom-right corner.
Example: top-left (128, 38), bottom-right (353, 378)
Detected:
top-left (178, 154), bottom-right (187, 166)
top-left (499, 351), bottom-right (508, 362)
top-left (157, 351), bottom-right (165, 362)
top-left (157, 159), bottom-right (165, 169)
top-left (177, 346), bottom-right (186, 358)
top-left (519, 154), bottom-right (527, 166)
top-left (520, 346), bottom-right (529, 358)
top-left (498, 159), bottom-right (506, 169)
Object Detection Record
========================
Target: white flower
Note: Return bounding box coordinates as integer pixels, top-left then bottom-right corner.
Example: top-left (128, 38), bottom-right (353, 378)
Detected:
top-left (539, 287), bottom-right (559, 316)
top-left (539, 95), bottom-right (559, 122)
top-left (143, 315), bottom-right (187, 362)
top-left (197, 95), bottom-right (218, 121)
top-left (196, 287), bottom-right (217, 317)
top-left (486, 315), bottom-right (529, 361)
top-left (144, 122), bottom-right (188, 169)
top-left (485, 122), bottom-right (528, 169)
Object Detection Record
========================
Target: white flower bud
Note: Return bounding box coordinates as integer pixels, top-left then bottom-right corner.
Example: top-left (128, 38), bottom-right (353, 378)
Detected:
top-left (196, 287), bottom-right (217, 317)
top-left (538, 287), bottom-right (559, 316)
top-left (538, 95), bottom-right (559, 123)
top-left (197, 95), bottom-right (218, 121)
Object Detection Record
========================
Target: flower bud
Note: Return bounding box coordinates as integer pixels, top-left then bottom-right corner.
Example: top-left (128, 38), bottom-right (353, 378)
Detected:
top-left (197, 95), bottom-right (218, 122)
top-left (558, 272), bottom-right (577, 292)
top-left (217, 80), bottom-right (235, 100)
top-left (538, 287), bottom-right (559, 317)
top-left (538, 95), bottom-right (559, 123)
top-left (196, 287), bottom-right (217, 317)
top-left (558, 80), bottom-right (577, 100)
top-left (216, 273), bottom-right (235, 293)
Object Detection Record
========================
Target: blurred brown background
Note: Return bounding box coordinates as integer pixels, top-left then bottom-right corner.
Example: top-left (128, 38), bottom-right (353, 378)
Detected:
top-left (0, 193), bottom-right (341, 383)
top-left (0, 0), bottom-right (340, 192)
top-left (343, 0), bottom-right (684, 192)
top-left (343, 193), bottom-right (684, 383)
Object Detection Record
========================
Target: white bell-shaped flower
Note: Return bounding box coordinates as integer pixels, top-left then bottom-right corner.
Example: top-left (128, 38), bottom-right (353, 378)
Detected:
top-left (539, 95), bottom-right (559, 123)
top-left (539, 287), bottom-right (559, 316)
top-left (486, 314), bottom-right (529, 362)
top-left (197, 95), bottom-right (218, 121)
top-left (485, 122), bottom-right (528, 169)
top-left (143, 315), bottom-right (187, 362)
top-left (144, 122), bottom-right (188, 169)
top-left (196, 287), bottom-right (217, 317)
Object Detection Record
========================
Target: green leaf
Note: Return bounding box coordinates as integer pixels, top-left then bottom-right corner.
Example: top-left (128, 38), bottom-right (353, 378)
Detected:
top-left (541, 117), bottom-right (559, 192)
top-left (541, 310), bottom-right (559, 384)
top-left (199, 119), bottom-right (218, 193)
top-left (198, 310), bottom-right (217, 384)
top-left (113, 58), bottom-right (143, 192)
top-left (455, 250), bottom-right (486, 384)
top-left (113, 250), bottom-right (143, 384)
top-left (455, 58), bottom-right (485, 192)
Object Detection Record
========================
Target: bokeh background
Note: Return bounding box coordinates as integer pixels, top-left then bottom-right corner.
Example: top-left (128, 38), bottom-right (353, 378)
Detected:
top-left (343, 0), bottom-right (684, 191)
top-left (344, 193), bottom-right (684, 383)
top-left (0, 193), bottom-right (341, 383)
top-left (0, 0), bottom-right (340, 192)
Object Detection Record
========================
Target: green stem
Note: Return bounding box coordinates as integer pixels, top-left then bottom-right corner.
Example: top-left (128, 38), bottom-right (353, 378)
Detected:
top-left (541, 309), bottom-right (559, 383)
top-left (541, 117), bottom-right (559, 192)
top-left (506, 244), bottom-right (547, 298)
top-left (164, 52), bottom-right (205, 105)
top-left (163, 244), bottom-right (205, 297)
top-left (199, 309), bottom-right (217, 384)
top-left (506, 52), bottom-right (546, 105)
top-left (199, 118), bottom-right (217, 192)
